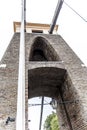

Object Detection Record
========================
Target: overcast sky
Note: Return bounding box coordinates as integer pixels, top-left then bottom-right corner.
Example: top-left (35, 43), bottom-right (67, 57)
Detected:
top-left (0, 0), bottom-right (87, 130)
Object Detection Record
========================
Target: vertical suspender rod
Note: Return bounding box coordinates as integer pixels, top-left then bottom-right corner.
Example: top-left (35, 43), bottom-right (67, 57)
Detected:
top-left (49, 0), bottom-right (64, 34)
top-left (16, 0), bottom-right (26, 130)
top-left (24, 0), bottom-right (26, 32)
top-left (39, 97), bottom-right (44, 130)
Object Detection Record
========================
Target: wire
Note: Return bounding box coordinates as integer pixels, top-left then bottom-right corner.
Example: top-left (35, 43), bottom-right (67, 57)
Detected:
top-left (64, 1), bottom-right (87, 22)
top-left (28, 103), bottom-right (50, 107)
top-left (28, 99), bottom-right (79, 107)
top-left (44, 99), bottom-right (49, 104)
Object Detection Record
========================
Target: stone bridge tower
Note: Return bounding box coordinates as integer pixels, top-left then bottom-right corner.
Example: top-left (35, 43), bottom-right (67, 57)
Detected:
top-left (0, 22), bottom-right (87, 130)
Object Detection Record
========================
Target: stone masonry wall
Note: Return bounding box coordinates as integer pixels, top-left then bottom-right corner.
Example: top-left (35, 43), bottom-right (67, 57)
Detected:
top-left (0, 33), bottom-right (87, 130)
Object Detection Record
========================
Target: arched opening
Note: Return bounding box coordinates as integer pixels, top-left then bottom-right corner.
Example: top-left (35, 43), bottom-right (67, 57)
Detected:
top-left (28, 66), bottom-right (66, 129)
top-left (29, 36), bottom-right (59, 61)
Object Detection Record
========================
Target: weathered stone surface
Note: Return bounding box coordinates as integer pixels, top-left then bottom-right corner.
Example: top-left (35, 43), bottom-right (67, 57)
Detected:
top-left (0, 33), bottom-right (87, 130)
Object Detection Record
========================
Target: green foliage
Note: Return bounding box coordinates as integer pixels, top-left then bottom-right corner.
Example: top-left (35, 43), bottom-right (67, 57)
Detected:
top-left (44, 112), bottom-right (59, 130)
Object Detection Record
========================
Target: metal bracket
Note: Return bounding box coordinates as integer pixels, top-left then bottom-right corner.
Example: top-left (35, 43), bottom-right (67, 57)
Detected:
top-left (6, 117), bottom-right (15, 125)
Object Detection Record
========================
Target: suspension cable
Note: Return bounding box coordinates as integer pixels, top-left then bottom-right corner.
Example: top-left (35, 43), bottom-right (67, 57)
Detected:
top-left (64, 1), bottom-right (87, 22)
top-left (49, 0), bottom-right (64, 34)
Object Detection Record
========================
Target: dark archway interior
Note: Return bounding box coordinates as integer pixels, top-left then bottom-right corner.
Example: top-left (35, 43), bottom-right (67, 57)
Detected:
top-left (28, 67), bottom-right (66, 99)
top-left (32, 49), bottom-right (47, 61)
top-left (29, 36), bottom-right (59, 61)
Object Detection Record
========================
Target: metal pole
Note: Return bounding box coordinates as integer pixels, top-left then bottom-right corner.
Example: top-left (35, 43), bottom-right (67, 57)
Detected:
top-left (39, 97), bottom-right (44, 130)
top-left (49, 0), bottom-right (64, 34)
top-left (16, 0), bottom-right (25, 130)
top-left (24, 0), bottom-right (26, 32)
